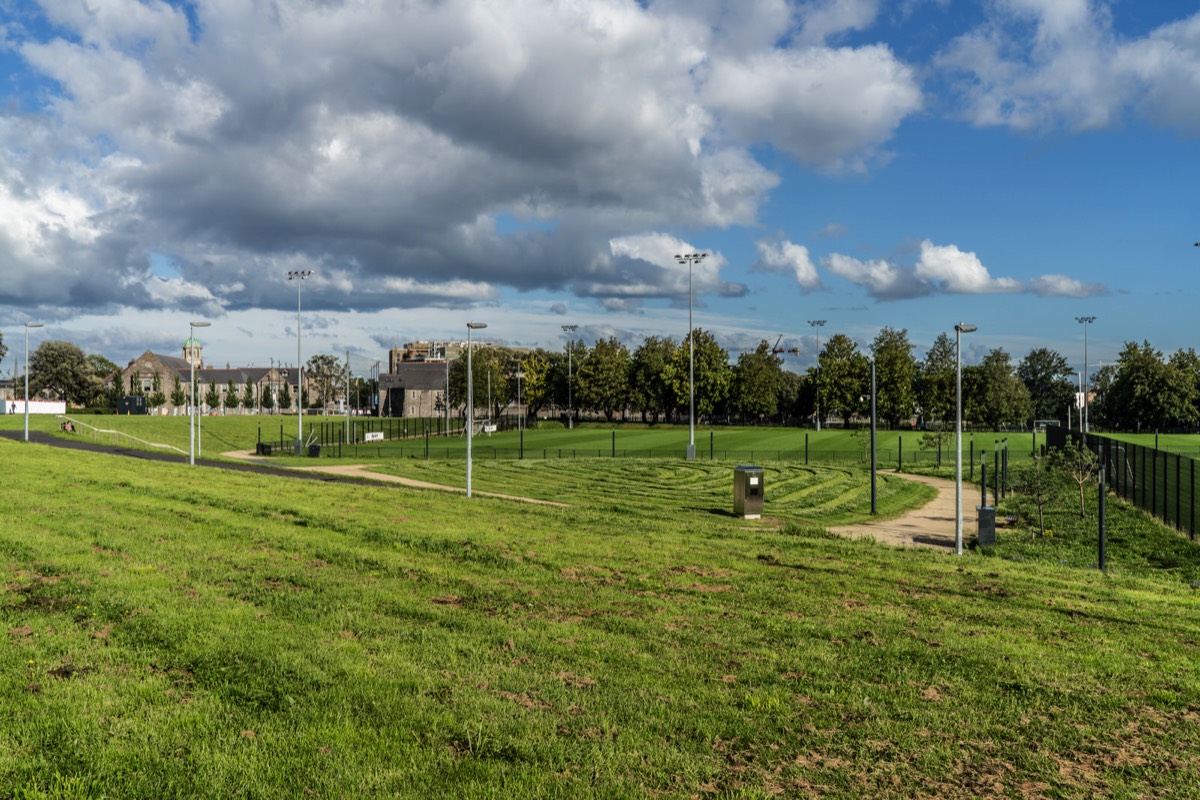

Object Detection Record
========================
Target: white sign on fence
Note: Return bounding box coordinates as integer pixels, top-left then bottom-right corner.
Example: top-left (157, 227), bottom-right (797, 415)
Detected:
top-left (364, 431), bottom-right (384, 442)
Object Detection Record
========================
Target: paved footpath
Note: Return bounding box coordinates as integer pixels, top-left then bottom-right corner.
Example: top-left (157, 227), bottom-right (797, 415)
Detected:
top-left (827, 473), bottom-right (965, 551)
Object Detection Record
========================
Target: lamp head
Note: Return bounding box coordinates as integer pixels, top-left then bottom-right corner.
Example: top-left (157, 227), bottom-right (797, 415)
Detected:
top-left (25, 322), bottom-right (44, 329)
top-left (955, 322), bottom-right (977, 334)
top-left (467, 322), bottom-right (487, 330)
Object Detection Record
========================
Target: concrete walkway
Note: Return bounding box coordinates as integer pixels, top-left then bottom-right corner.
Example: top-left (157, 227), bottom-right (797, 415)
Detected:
top-left (827, 473), bottom-right (966, 551)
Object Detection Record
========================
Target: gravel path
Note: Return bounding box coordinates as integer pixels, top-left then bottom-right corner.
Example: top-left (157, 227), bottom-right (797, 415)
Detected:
top-left (827, 473), bottom-right (970, 551)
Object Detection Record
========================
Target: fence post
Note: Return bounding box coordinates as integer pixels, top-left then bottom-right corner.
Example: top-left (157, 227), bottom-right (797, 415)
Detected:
top-left (1176, 454), bottom-right (1182, 531)
top-left (898, 436), bottom-right (903, 472)
top-left (981, 460), bottom-right (988, 508)
top-left (805, 433), bottom-right (809, 465)
top-left (1098, 457), bottom-right (1107, 572)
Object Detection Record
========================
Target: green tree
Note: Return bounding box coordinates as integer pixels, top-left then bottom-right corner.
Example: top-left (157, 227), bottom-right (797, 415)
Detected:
top-left (664, 329), bottom-right (731, 423)
top-left (29, 340), bottom-right (99, 405)
top-left (170, 374), bottom-right (186, 408)
top-left (517, 351), bottom-right (554, 420)
top-left (0, 330), bottom-right (7, 371)
top-left (224, 379), bottom-right (239, 411)
top-left (1018, 347), bottom-right (1074, 425)
top-left (730, 341), bottom-right (784, 422)
top-left (242, 376), bottom-right (256, 412)
top-left (1168, 348), bottom-right (1200, 427)
top-left (1050, 440), bottom-right (1099, 519)
top-left (149, 371), bottom-right (167, 410)
top-left (964, 348), bottom-right (1032, 429)
top-left (577, 337), bottom-right (630, 422)
top-left (917, 332), bottom-right (956, 428)
top-left (1102, 341), bottom-right (1196, 431)
top-left (278, 381), bottom-right (293, 412)
top-left (305, 354), bottom-right (348, 410)
top-left (261, 383), bottom-right (276, 414)
top-left (628, 336), bottom-right (677, 423)
top-left (870, 327), bottom-right (917, 429)
top-left (818, 333), bottom-right (869, 426)
top-left (204, 381), bottom-right (221, 412)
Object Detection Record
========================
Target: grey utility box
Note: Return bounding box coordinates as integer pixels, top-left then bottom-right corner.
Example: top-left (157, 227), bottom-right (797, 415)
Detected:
top-left (976, 506), bottom-right (996, 547)
top-left (733, 466), bottom-right (765, 519)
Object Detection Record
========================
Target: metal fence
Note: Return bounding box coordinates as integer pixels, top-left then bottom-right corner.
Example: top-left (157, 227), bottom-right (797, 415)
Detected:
top-left (1046, 426), bottom-right (1197, 539)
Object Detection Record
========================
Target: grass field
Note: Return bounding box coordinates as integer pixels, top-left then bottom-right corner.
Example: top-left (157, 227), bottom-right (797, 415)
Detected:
top-left (4, 437), bottom-right (1200, 797)
top-left (2, 411), bottom-right (1041, 472)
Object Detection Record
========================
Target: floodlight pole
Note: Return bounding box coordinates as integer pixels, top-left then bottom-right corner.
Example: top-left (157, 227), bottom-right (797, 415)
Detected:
top-left (562, 324), bottom-right (577, 429)
top-left (288, 270), bottom-right (313, 454)
top-left (675, 252), bottom-right (707, 460)
top-left (809, 320), bottom-right (826, 431)
top-left (466, 322), bottom-right (487, 497)
top-left (23, 322), bottom-right (43, 442)
top-left (188, 321), bottom-right (211, 465)
top-left (1076, 316), bottom-right (1095, 433)
top-left (955, 322), bottom-right (977, 555)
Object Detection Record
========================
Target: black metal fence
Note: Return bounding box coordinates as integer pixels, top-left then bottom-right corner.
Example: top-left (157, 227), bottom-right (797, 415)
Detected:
top-left (1046, 426), bottom-right (1197, 539)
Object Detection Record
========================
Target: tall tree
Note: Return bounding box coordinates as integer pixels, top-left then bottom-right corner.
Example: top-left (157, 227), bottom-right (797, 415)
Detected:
top-left (964, 348), bottom-right (1032, 429)
top-left (170, 374), bottom-right (186, 408)
top-left (1102, 341), bottom-right (1196, 431)
top-left (1018, 347), bottom-right (1075, 424)
top-left (242, 376), bottom-right (257, 412)
top-left (278, 381), bottom-right (292, 412)
top-left (29, 341), bottom-right (98, 405)
top-left (628, 336), bottom-right (677, 423)
top-left (149, 371), bottom-right (167, 411)
top-left (870, 327), bottom-right (917, 429)
top-left (305, 354), bottom-right (348, 409)
top-left (730, 341), bottom-right (784, 422)
top-left (577, 337), bottom-right (630, 422)
top-left (917, 332), bottom-right (956, 428)
top-left (0, 330), bottom-right (7, 371)
top-left (664, 329), bottom-right (731, 423)
top-left (261, 383), bottom-right (276, 414)
top-left (818, 333), bottom-right (869, 426)
top-left (517, 350), bottom-right (554, 419)
top-left (204, 380), bottom-right (221, 411)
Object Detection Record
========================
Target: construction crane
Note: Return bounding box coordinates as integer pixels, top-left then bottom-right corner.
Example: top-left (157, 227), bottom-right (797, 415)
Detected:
top-left (770, 334), bottom-right (801, 357)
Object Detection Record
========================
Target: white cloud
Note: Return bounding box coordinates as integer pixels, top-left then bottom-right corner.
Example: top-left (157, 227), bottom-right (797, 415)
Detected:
top-left (1030, 274), bottom-right (1108, 298)
top-left (705, 43), bottom-right (922, 170)
top-left (755, 240), bottom-right (821, 291)
top-left (937, 1), bottom-right (1200, 135)
top-left (796, 0), bottom-right (881, 46)
top-left (823, 239), bottom-right (1066, 300)
top-left (914, 240), bottom-right (1023, 293)
top-left (824, 252), bottom-right (928, 299)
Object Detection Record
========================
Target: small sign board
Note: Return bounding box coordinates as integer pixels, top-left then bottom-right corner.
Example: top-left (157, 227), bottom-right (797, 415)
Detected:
top-left (364, 431), bottom-right (384, 442)
top-left (483, 424), bottom-right (497, 435)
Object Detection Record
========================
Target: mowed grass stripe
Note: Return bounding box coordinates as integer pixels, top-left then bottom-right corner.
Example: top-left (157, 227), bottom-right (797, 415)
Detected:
top-left (3, 440), bottom-right (1200, 797)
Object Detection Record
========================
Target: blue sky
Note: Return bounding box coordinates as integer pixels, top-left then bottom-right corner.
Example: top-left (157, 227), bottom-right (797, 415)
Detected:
top-left (1, 0), bottom-right (1198, 378)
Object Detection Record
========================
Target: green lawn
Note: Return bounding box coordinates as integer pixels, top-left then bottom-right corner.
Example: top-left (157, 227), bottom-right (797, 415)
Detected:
top-left (4, 412), bottom-right (1040, 472)
top-left (3, 439), bottom-right (1200, 797)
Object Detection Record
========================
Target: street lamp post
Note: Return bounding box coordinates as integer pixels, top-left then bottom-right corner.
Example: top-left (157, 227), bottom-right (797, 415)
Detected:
top-left (808, 320), bottom-right (826, 431)
top-left (1076, 316), bottom-right (1095, 433)
top-left (189, 320), bottom-right (211, 465)
top-left (288, 270), bottom-right (313, 454)
top-left (466, 322), bottom-right (487, 497)
top-left (675, 253), bottom-right (707, 460)
top-left (561, 324), bottom-right (577, 429)
top-left (23, 322), bottom-right (43, 442)
top-left (955, 322), bottom-right (977, 555)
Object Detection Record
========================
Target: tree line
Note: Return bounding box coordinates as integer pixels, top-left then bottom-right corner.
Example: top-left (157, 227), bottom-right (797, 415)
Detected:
top-left (7, 329), bottom-right (1200, 431)
top-left (443, 327), bottom-right (1078, 430)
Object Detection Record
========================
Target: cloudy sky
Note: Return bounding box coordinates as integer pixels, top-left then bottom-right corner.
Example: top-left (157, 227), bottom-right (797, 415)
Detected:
top-left (2, 0), bottom-right (1198, 376)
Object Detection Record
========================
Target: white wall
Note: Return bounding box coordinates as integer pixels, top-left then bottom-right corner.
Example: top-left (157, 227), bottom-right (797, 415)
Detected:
top-left (2, 401), bottom-right (68, 415)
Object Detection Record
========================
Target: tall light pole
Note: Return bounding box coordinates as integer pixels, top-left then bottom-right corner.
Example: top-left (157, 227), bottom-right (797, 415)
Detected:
top-left (675, 253), bottom-right (707, 460)
top-left (954, 322), bottom-right (977, 556)
top-left (1076, 316), bottom-right (1095, 433)
top-left (23, 322), bottom-right (43, 442)
top-left (808, 320), bottom-right (826, 431)
top-left (288, 270), bottom-right (313, 454)
top-left (466, 322), bottom-right (487, 497)
top-left (561, 324), bottom-right (577, 429)
top-left (188, 320), bottom-right (211, 465)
